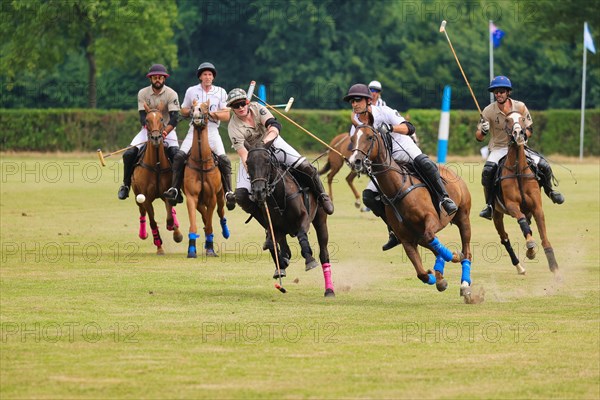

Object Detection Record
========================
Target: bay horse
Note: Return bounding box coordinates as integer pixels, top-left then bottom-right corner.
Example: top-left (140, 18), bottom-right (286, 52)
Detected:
top-left (317, 133), bottom-right (366, 210)
top-left (491, 111), bottom-right (559, 278)
top-left (131, 103), bottom-right (183, 254)
top-left (183, 100), bottom-right (230, 258)
top-left (348, 118), bottom-right (474, 300)
top-left (245, 139), bottom-right (335, 297)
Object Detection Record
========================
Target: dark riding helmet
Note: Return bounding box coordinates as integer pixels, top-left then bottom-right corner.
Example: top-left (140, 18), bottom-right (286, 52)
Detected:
top-left (146, 64), bottom-right (170, 78)
top-left (343, 83), bottom-right (372, 102)
top-left (197, 62), bottom-right (217, 78)
top-left (488, 75), bottom-right (512, 92)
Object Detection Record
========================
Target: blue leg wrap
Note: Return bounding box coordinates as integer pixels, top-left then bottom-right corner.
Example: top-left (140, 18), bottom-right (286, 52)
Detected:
top-left (188, 233), bottom-right (200, 240)
top-left (429, 237), bottom-right (453, 262)
top-left (461, 259), bottom-right (472, 285)
top-left (188, 233), bottom-right (199, 255)
top-left (220, 218), bottom-right (230, 239)
top-left (434, 255), bottom-right (445, 274)
top-left (426, 273), bottom-right (436, 285)
top-left (204, 233), bottom-right (214, 249)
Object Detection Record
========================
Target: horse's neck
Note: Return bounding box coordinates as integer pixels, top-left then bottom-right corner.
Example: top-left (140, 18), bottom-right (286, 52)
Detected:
top-left (192, 124), bottom-right (213, 164)
top-left (505, 142), bottom-right (528, 171)
top-left (143, 141), bottom-right (166, 165)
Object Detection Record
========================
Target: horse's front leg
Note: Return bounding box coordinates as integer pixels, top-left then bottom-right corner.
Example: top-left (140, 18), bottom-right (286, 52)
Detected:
top-left (186, 193), bottom-right (199, 258)
top-left (493, 210), bottom-right (526, 275)
top-left (165, 201), bottom-right (183, 243)
top-left (403, 241), bottom-right (436, 285)
top-left (146, 202), bottom-right (164, 255)
top-left (215, 188), bottom-right (230, 240)
top-left (531, 206), bottom-right (559, 276)
top-left (137, 204), bottom-right (148, 240)
top-left (453, 205), bottom-right (474, 294)
top-left (505, 202), bottom-right (536, 260)
top-left (297, 230), bottom-right (318, 272)
top-left (200, 198), bottom-right (217, 257)
top-left (312, 208), bottom-right (334, 297)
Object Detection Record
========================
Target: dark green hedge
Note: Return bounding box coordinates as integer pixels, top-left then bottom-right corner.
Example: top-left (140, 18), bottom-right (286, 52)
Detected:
top-left (1, 108), bottom-right (598, 156)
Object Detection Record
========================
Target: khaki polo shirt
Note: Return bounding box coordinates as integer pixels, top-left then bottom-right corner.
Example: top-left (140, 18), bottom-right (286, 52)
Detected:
top-left (137, 85), bottom-right (180, 122)
top-left (479, 99), bottom-right (532, 151)
top-left (228, 103), bottom-right (275, 151)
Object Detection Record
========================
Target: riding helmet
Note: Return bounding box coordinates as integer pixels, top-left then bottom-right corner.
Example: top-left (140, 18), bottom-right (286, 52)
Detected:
top-left (197, 62), bottom-right (217, 78)
top-left (226, 88), bottom-right (248, 107)
top-left (343, 83), bottom-right (372, 102)
top-left (368, 80), bottom-right (382, 91)
top-left (488, 76), bottom-right (512, 92)
top-left (146, 64), bottom-right (170, 78)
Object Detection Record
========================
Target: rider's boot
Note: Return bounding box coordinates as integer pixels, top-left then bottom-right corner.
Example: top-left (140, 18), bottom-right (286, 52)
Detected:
top-left (118, 146), bottom-right (139, 200)
top-left (413, 154), bottom-right (458, 216)
top-left (217, 154), bottom-right (236, 211)
top-left (537, 158), bottom-right (565, 204)
top-left (163, 150), bottom-right (186, 204)
top-left (479, 161), bottom-right (498, 220)
top-left (295, 160), bottom-right (334, 215)
top-left (363, 189), bottom-right (400, 251)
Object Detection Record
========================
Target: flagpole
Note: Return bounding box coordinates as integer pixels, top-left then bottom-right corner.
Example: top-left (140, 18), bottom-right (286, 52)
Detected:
top-left (580, 22), bottom-right (588, 161)
top-left (489, 20), bottom-right (494, 104)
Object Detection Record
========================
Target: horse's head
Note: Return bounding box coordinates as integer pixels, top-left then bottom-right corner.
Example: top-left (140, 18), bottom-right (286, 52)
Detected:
top-left (191, 99), bottom-right (210, 128)
top-left (144, 102), bottom-right (165, 146)
top-left (245, 139), bottom-right (275, 205)
top-left (505, 111), bottom-right (527, 146)
top-left (348, 113), bottom-right (380, 174)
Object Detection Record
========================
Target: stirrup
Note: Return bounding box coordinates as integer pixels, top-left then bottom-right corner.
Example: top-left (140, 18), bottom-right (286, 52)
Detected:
top-left (118, 185), bottom-right (129, 200)
top-left (548, 190), bottom-right (565, 205)
top-left (441, 197), bottom-right (458, 216)
top-left (164, 187), bottom-right (178, 200)
top-left (225, 191), bottom-right (236, 211)
top-left (382, 233), bottom-right (400, 251)
top-left (479, 205), bottom-right (493, 220)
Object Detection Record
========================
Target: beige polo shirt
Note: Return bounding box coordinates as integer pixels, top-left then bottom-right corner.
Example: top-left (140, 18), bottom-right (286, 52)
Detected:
top-left (479, 99), bottom-right (532, 151)
top-left (228, 102), bottom-right (275, 151)
top-left (137, 85), bottom-right (180, 121)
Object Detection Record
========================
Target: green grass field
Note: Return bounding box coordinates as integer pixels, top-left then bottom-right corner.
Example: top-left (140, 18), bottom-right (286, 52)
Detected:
top-left (1, 153), bottom-right (599, 399)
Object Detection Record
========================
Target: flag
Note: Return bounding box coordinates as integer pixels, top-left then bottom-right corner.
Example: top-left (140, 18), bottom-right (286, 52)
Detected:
top-left (490, 22), bottom-right (505, 49)
top-left (584, 22), bottom-right (596, 54)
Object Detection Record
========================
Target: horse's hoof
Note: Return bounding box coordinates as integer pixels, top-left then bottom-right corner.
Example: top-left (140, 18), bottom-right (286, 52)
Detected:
top-left (526, 241), bottom-right (537, 260)
top-left (553, 269), bottom-right (563, 283)
top-left (354, 200), bottom-right (361, 209)
top-left (516, 263), bottom-right (527, 275)
top-left (460, 283), bottom-right (472, 297)
top-left (436, 279), bottom-right (448, 292)
top-left (187, 252), bottom-right (197, 259)
top-left (173, 231), bottom-right (183, 243)
top-left (305, 259), bottom-right (319, 271)
top-left (451, 252), bottom-right (464, 263)
top-left (273, 268), bottom-right (286, 279)
top-left (205, 249), bottom-right (218, 257)
top-left (324, 288), bottom-right (335, 298)
top-left (156, 248), bottom-right (165, 256)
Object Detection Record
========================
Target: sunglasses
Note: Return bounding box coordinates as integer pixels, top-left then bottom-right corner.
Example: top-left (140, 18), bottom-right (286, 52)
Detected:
top-left (231, 101), bottom-right (247, 109)
top-left (369, 88), bottom-right (381, 93)
top-left (349, 97), bottom-right (364, 103)
top-left (493, 88), bottom-right (508, 94)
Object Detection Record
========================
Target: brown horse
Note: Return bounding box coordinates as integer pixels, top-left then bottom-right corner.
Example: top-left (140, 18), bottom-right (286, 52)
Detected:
top-left (245, 139), bottom-right (335, 297)
top-left (131, 103), bottom-right (183, 254)
top-left (492, 111), bottom-right (559, 278)
top-left (183, 100), bottom-right (229, 258)
top-left (348, 119), bottom-right (474, 299)
top-left (318, 133), bottom-right (366, 210)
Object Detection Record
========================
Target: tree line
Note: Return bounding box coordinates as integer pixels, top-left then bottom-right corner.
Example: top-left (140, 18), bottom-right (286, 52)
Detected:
top-left (1, 0), bottom-right (598, 111)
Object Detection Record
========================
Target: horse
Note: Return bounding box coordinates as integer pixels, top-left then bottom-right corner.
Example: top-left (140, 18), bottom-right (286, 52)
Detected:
top-left (183, 99), bottom-right (230, 258)
top-left (245, 139), bottom-right (335, 297)
top-left (131, 103), bottom-right (183, 254)
top-left (348, 118), bottom-right (474, 300)
top-left (491, 111), bottom-right (559, 278)
top-left (317, 133), bottom-right (366, 210)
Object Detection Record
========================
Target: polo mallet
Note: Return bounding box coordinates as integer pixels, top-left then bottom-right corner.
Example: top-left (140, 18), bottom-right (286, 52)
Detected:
top-left (250, 92), bottom-right (345, 159)
top-left (439, 20), bottom-right (482, 116)
top-left (96, 141), bottom-right (147, 167)
top-left (264, 203), bottom-right (286, 293)
top-left (247, 81), bottom-right (256, 103)
top-left (271, 97), bottom-right (295, 112)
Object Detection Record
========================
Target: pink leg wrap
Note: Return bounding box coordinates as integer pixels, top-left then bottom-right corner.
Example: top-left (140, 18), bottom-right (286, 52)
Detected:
top-left (139, 216), bottom-right (147, 239)
top-left (152, 228), bottom-right (162, 247)
top-left (322, 263), bottom-right (334, 290)
top-left (171, 208), bottom-right (179, 229)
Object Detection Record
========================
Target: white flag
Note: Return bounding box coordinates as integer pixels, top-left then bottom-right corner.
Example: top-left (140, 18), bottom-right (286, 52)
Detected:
top-left (584, 22), bottom-right (596, 54)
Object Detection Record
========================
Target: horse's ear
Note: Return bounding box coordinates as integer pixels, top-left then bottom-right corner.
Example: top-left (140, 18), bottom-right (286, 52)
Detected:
top-left (157, 101), bottom-right (164, 112)
top-left (144, 102), bottom-right (150, 113)
top-left (192, 99), bottom-right (197, 108)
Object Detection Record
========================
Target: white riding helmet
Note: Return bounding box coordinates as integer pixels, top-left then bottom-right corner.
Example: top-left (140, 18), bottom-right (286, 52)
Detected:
top-left (368, 80), bottom-right (382, 91)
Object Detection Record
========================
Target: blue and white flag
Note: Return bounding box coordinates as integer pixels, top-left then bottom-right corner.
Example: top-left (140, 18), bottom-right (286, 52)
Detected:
top-left (584, 22), bottom-right (596, 54)
top-left (490, 22), bottom-right (505, 49)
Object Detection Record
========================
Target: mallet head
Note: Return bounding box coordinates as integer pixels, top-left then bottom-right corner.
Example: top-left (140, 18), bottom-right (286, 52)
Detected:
top-left (439, 20), bottom-right (447, 32)
top-left (284, 97), bottom-right (294, 112)
top-left (247, 81), bottom-right (256, 101)
top-left (275, 283), bottom-right (287, 293)
top-left (97, 149), bottom-right (106, 167)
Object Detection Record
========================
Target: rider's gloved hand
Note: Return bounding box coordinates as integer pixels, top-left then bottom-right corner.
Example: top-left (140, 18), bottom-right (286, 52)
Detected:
top-left (480, 119), bottom-right (490, 135)
top-left (377, 122), bottom-right (393, 135)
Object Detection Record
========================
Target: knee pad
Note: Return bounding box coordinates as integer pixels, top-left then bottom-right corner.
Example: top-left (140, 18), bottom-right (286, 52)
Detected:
top-left (218, 155), bottom-right (232, 172)
top-left (235, 188), bottom-right (254, 212)
top-left (173, 150), bottom-right (187, 163)
top-left (481, 162), bottom-right (497, 185)
top-left (123, 147), bottom-right (139, 163)
top-left (362, 189), bottom-right (384, 217)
